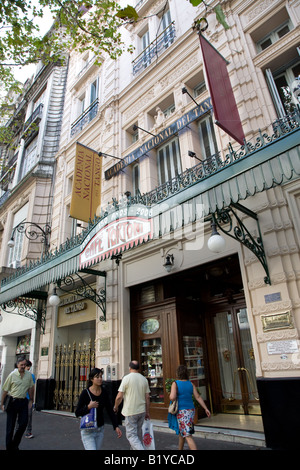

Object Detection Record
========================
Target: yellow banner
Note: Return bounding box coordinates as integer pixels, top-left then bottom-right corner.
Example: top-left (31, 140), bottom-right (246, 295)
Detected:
top-left (70, 143), bottom-right (102, 222)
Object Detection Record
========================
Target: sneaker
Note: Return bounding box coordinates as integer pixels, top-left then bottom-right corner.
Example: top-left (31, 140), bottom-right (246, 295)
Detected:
top-left (25, 433), bottom-right (34, 439)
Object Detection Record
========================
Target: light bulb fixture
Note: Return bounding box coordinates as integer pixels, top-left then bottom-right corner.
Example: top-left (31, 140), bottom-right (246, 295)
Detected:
top-left (7, 238), bottom-right (15, 248)
top-left (48, 288), bottom-right (60, 306)
top-left (207, 222), bottom-right (226, 253)
top-left (163, 254), bottom-right (174, 273)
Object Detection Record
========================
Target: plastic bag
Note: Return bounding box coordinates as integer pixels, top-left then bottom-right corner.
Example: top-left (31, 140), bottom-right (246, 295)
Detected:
top-left (142, 420), bottom-right (155, 450)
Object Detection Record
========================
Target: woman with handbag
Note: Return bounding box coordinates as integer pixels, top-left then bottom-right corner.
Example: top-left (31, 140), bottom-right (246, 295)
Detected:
top-left (169, 365), bottom-right (210, 450)
top-left (75, 368), bottom-right (122, 450)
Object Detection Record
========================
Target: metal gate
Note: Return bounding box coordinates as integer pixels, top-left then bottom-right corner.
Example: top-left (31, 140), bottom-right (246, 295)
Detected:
top-left (54, 340), bottom-right (95, 412)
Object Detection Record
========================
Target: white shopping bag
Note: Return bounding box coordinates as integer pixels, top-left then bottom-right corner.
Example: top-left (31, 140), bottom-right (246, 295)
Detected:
top-left (142, 420), bottom-right (155, 450)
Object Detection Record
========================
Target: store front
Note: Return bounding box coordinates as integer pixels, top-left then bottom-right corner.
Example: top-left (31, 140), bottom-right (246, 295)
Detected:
top-left (130, 254), bottom-right (260, 421)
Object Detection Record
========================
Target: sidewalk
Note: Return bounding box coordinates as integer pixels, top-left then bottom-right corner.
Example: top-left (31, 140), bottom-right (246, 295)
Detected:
top-left (0, 410), bottom-right (265, 451)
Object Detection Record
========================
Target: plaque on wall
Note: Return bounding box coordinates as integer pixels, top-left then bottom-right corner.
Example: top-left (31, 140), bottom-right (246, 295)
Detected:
top-left (261, 311), bottom-right (294, 332)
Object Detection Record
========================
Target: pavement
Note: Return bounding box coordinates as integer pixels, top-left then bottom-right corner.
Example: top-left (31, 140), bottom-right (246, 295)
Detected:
top-left (0, 409), bottom-right (266, 454)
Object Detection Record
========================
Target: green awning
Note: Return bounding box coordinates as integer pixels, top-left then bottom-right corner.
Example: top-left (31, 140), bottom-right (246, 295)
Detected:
top-left (0, 126), bottom-right (299, 304)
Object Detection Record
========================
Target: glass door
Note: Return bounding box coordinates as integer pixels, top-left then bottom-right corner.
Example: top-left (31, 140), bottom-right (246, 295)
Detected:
top-left (213, 306), bottom-right (260, 414)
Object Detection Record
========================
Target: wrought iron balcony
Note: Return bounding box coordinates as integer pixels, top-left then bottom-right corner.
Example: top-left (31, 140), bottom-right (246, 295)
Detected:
top-left (70, 99), bottom-right (99, 137)
top-left (23, 103), bottom-right (43, 132)
top-left (132, 22), bottom-right (176, 75)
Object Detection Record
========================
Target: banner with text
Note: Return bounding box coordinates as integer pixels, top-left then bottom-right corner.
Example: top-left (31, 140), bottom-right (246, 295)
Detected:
top-left (70, 143), bottom-right (102, 223)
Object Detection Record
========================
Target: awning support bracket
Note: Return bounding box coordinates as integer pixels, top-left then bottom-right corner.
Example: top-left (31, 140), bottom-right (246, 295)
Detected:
top-left (212, 202), bottom-right (271, 285)
top-left (56, 270), bottom-right (106, 321)
top-left (1, 296), bottom-right (47, 333)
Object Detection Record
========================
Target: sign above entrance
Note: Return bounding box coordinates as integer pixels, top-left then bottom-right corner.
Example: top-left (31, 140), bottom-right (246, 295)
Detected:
top-left (104, 98), bottom-right (212, 180)
top-left (80, 215), bottom-right (153, 269)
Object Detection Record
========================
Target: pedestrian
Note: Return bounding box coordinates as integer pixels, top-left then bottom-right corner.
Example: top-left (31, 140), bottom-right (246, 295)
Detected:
top-left (169, 364), bottom-right (211, 450)
top-left (113, 360), bottom-right (150, 450)
top-left (24, 360), bottom-right (35, 439)
top-left (75, 367), bottom-right (122, 450)
top-left (0, 355), bottom-right (34, 450)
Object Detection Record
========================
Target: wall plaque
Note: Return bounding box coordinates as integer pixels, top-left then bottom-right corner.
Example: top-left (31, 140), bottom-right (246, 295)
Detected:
top-left (267, 340), bottom-right (299, 355)
top-left (261, 311), bottom-right (293, 332)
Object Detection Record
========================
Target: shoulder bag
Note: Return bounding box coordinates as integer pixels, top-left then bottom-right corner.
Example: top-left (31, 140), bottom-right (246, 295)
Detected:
top-left (80, 389), bottom-right (98, 429)
top-left (168, 381), bottom-right (178, 415)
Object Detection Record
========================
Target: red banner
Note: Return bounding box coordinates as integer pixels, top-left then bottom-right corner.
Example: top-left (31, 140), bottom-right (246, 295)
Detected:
top-left (199, 34), bottom-right (245, 145)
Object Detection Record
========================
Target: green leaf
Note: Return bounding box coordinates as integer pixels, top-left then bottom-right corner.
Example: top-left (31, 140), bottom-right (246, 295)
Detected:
top-left (116, 5), bottom-right (139, 22)
top-left (188, 0), bottom-right (203, 5)
top-left (214, 4), bottom-right (229, 30)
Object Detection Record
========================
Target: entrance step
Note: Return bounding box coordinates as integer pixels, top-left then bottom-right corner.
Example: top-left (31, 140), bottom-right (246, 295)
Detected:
top-left (152, 414), bottom-right (266, 448)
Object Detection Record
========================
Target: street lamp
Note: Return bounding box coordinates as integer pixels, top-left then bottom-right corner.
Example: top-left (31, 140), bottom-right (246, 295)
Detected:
top-left (8, 222), bottom-right (51, 255)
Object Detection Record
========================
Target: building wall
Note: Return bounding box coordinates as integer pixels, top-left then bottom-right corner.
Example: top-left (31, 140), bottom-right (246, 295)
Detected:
top-left (38, 0), bottom-right (300, 386)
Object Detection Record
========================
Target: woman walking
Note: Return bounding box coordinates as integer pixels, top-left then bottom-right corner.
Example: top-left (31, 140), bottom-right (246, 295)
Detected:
top-left (75, 368), bottom-right (122, 450)
top-left (169, 365), bottom-right (210, 450)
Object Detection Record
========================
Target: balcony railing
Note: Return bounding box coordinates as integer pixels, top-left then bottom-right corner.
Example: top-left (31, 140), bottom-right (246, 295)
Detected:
top-left (70, 99), bottom-right (99, 137)
top-left (132, 22), bottom-right (176, 75)
top-left (23, 103), bottom-right (43, 132)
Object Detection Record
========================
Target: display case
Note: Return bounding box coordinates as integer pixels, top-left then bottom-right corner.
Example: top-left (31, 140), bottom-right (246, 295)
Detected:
top-left (183, 335), bottom-right (206, 400)
top-left (141, 338), bottom-right (164, 403)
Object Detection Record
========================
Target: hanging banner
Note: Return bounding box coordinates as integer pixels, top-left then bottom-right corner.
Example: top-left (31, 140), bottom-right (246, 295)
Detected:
top-left (199, 34), bottom-right (245, 145)
top-left (70, 143), bottom-right (102, 223)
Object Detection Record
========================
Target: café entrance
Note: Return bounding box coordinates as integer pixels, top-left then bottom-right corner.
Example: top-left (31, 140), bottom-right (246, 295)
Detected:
top-left (130, 254), bottom-right (261, 420)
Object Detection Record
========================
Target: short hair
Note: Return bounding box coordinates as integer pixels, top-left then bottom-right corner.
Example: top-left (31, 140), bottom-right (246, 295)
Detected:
top-left (176, 365), bottom-right (189, 380)
top-left (26, 360), bottom-right (32, 367)
top-left (129, 360), bottom-right (139, 370)
top-left (16, 355), bottom-right (27, 364)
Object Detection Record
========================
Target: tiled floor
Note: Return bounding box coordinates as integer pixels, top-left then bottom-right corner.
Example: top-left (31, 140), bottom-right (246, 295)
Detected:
top-left (199, 413), bottom-right (264, 433)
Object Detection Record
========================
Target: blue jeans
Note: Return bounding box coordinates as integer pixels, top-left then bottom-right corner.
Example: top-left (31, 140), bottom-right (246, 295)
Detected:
top-left (80, 426), bottom-right (105, 450)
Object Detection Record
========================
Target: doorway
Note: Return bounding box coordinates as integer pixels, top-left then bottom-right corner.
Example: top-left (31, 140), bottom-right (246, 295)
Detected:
top-left (207, 301), bottom-right (260, 415)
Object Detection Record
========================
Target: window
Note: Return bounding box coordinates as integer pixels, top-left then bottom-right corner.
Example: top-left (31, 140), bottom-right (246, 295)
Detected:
top-left (198, 115), bottom-right (218, 160)
top-left (257, 21), bottom-right (292, 52)
top-left (163, 104), bottom-right (175, 119)
top-left (194, 81), bottom-right (206, 99)
top-left (132, 163), bottom-right (140, 195)
top-left (157, 137), bottom-right (181, 185)
top-left (266, 61), bottom-right (300, 116)
top-left (7, 203), bottom-right (28, 268)
top-left (21, 136), bottom-right (38, 179)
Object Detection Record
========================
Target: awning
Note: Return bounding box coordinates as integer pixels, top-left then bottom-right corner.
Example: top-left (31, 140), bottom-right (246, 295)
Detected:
top-left (0, 125), bottom-right (299, 304)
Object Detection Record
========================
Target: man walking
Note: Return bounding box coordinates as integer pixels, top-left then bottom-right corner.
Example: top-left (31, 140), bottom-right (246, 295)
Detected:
top-left (1, 355), bottom-right (34, 450)
top-left (114, 360), bottom-right (150, 450)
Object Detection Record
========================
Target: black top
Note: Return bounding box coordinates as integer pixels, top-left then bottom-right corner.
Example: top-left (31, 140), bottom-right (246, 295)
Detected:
top-left (75, 387), bottom-right (118, 429)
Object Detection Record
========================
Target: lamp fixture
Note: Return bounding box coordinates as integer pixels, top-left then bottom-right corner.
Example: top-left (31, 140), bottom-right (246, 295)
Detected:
top-left (98, 152), bottom-right (123, 161)
top-left (111, 253), bottom-right (122, 265)
top-left (182, 87), bottom-right (199, 106)
top-left (132, 124), bottom-right (156, 137)
top-left (48, 287), bottom-right (60, 306)
top-left (8, 222), bottom-right (51, 255)
top-left (188, 150), bottom-right (202, 162)
top-left (163, 254), bottom-right (174, 273)
top-left (207, 222), bottom-right (226, 253)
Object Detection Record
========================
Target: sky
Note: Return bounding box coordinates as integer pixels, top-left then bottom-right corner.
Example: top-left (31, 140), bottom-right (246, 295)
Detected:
top-left (13, 6), bottom-right (54, 83)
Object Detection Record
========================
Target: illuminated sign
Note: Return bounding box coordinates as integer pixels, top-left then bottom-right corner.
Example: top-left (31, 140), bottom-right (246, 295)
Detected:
top-left (80, 216), bottom-right (153, 268)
